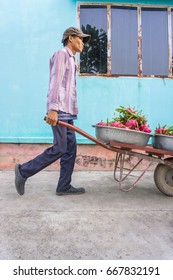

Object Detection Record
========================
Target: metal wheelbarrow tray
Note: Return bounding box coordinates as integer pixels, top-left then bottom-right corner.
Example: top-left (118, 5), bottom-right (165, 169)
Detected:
top-left (93, 124), bottom-right (151, 146)
top-left (55, 120), bottom-right (173, 197)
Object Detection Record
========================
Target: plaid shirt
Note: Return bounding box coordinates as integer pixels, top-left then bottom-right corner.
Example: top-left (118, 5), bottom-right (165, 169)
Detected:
top-left (47, 47), bottom-right (78, 115)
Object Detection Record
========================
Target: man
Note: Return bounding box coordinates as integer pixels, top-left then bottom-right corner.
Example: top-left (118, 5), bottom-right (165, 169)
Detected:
top-left (15, 27), bottom-right (91, 196)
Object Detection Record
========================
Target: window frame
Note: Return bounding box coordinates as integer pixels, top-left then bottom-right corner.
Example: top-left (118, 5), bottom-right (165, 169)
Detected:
top-left (77, 2), bottom-right (173, 78)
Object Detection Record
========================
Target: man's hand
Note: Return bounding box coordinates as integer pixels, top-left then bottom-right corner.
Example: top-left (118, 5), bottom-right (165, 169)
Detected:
top-left (46, 110), bottom-right (58, 126)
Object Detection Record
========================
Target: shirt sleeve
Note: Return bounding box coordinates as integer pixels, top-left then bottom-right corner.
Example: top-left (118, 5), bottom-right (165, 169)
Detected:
top-left (47, 50), bottom-right (67, 111)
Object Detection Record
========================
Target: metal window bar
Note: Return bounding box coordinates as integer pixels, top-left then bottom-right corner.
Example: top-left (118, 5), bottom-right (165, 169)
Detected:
top-left (137, 6), bottom-right (142, 77)
top-left (107, 4), bottom-right (111, 76)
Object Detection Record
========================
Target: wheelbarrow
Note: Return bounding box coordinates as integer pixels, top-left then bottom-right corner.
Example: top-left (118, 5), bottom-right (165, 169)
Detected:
top-left (45, 118), bottom-right (173, 197)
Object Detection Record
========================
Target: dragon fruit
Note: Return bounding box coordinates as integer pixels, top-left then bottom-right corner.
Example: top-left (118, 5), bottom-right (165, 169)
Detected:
top-left (155, 124), bottom-right (173, 136)
top-left (96, 105), bottom-right (152, 134)
top-left (109, 121), bottom-right (125, 128)
top-left (139, 124), bottom-right (152, 133)
top-left (125, 119), bottom-right (138, 129)
top-left (96, 121), bottom-right (107, 126)
top-left (115, 106), bottom-right (147, 126)
top-left (155, 125), bottom-right (167, 135)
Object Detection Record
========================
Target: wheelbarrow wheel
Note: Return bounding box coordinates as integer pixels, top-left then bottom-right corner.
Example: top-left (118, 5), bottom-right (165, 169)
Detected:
top-left (154, 158), bottom-right (173, 196)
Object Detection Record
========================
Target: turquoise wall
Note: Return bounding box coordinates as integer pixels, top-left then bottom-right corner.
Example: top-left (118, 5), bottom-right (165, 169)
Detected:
top-left (80, 0), bottom-right (173, 4)
top-left (0, 0), bottom-right (173, 144)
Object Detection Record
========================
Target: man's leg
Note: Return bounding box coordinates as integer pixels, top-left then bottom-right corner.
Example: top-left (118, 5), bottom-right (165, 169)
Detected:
top-left (56, 120), bottom-right (85, 195)
top-left (20, 124), bottom-right (67, 178)
top-left (56, 120), bottom-right (77, 192)
top-left (15, 124), bottom-right (67, 195)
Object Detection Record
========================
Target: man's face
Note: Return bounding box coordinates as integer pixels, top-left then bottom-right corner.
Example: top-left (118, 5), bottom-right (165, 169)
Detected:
top-left (69, 35), bottom-right (84, 54)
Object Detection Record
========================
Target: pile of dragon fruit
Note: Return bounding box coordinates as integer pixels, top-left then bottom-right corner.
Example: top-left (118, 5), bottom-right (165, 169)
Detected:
top-left (96, 106), bottom-right (152, 133)
top-left (155, 124), bottom-right (173, 136)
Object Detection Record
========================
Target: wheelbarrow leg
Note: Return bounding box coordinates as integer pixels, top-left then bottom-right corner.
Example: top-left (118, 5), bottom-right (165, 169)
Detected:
top-left (114, 153), bottom-right (122, 182)
top-left (119, 153), bottom-right (126, 188)
top-left (114, 153), bottom-right (143, 184)
top-left (114, 152), bottom-right (127, 187)
top-left (113, 153), bottom-right (153, 192)
top-left (122, 161), bottom-right (153, 192)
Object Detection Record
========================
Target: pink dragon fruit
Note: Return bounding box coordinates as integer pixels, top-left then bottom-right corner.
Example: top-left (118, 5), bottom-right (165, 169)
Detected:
top-left (125, 119), bottom-right (138, 129)
top-left (155, 124), bottom-right (173, 136)
top-left (96, 106), bottom-right (152, 134)
top-left (96, 121), bottom-right (107, 126)
top-left (109, 121), bottom-right (125, 128)
top-left (139, 124), bottom-right (152, 133)
top-left (155, 125), bottom-right (167, 134)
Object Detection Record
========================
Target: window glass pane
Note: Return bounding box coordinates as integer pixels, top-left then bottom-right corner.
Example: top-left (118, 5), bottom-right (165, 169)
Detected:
top-left (111, 7), bottom-right (138, 75)
top-left (80, 6), bottom-right (107, 73)
top-left (142, 8), bottom-right (168, 76)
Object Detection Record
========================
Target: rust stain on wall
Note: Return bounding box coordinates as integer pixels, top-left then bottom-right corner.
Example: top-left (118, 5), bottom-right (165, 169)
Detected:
top-left (75, 155), bottom-right (114, 168)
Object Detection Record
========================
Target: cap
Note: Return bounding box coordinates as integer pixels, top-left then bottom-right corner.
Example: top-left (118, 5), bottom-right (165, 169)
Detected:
top-left (61, 27), bottom-right (91, 44)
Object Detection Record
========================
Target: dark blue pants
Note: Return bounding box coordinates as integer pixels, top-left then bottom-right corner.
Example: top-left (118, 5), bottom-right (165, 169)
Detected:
top-left (20, 120), bottom-right (76, 192)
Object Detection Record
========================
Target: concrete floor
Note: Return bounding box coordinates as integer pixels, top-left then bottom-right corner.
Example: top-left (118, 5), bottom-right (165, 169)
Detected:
top-left (0, 169), bottom-right (173, 260)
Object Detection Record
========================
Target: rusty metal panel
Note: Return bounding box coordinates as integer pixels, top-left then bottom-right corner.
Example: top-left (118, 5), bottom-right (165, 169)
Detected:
top-left (137, 6), bottom-right (142, 77)
top-left (107, 4), bottom-right (111, 76)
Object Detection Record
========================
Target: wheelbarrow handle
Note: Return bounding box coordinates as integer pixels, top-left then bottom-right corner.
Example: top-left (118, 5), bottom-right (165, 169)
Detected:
top-left (44, 117), bottom-right (110, 150)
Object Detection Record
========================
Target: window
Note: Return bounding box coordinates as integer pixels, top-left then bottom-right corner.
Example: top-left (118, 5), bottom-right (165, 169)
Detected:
top-left (142, 8), bottom-right (168, 76)
top-left (79, 3), bottom-right (173, 77)
top-left (80, 6), bottom-right (107, 73)
top-left (111, 7), bottom-right (138, 75)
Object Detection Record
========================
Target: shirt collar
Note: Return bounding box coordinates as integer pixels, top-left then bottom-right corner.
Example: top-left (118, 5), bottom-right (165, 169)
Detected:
top-left (65, 46), bottom-right (74, 57)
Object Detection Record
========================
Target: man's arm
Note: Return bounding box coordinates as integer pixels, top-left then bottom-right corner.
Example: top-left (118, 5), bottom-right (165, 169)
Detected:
top-left (46, 50), bottom-right (66, 126)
